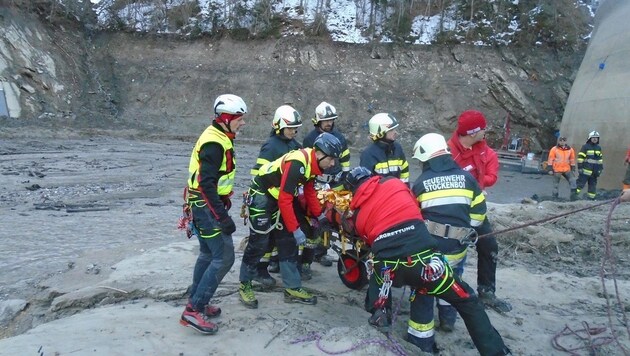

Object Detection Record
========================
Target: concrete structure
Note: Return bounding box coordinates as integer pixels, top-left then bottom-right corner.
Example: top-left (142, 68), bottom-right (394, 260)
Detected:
top-left (561, 0), bottom-right (630, 190)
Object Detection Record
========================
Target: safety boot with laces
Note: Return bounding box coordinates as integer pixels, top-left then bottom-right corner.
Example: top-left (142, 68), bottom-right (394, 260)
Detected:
top-left (239, 281), bottom-right (258, 309)
top-left (284, 287), bottom-right (317, 305)
top-left (186, 302), bottom-right (221, 318)
top-left (478, 289), bottom-right (512, 313)
top-left (180, 307), bottom-right (219, 334)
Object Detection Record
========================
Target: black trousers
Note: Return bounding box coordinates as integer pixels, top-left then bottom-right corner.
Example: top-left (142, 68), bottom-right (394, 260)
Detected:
top-left (475, 218), bottom-right (498, 293)
top-left (366, 256), bottom-right (507, 356)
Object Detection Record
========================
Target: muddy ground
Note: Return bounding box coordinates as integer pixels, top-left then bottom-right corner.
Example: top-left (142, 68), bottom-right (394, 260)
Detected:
top-left (1, 135), bottom-right (630, 355)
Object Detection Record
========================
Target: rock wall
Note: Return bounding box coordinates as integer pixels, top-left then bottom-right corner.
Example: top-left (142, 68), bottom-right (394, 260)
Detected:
top-left (1, 6), bottom-right (584, 158)
top-left (90, 34), bottom-right (581, 154)
top-left (562, 0), bottom-right (630, 189)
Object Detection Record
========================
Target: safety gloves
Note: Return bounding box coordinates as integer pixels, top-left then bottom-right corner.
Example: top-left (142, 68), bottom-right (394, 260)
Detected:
top-left (317, 213), bottom-right (333, 230)
top-left (293, 228), bottom-right (307, 246)
top-left (420, 256), bottom-right (446, 282)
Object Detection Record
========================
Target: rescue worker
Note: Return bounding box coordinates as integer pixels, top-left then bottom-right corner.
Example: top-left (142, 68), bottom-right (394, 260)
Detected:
top-left (576, 131), bottom-right (604, 200)
top-left (250, 105), bottom-right (303, 287)
top-left (302, 101), bottom-right (351, 268)
top-left (359, 113), bottom-right (410, 184)
top-left (238, 133), bottom-right (341, 308)
top-left (447, 110), bottom-right (511, 313)
top-left (180, 94), bottom-right (247, 334)
top-left (411, 133), bottom-right (487, 336)
top-left (546, 136), bottom-right (578, 200)
top-left (343, 167), bottom-right (510, 355)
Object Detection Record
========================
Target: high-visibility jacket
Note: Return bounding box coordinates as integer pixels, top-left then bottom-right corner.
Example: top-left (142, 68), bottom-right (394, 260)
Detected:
top-left (447, 133), bottom-right (499, 190)
top-left (254, 148), bottom-right (322, 232)
top-left (250, 130), bottom-right (301, 176)
top-left (412, 155), bottom-right (487, 229)
top-left (547, 145), bottom-right (576, 173)
top-left (359, 140), bottom-right (410, 183)
top-left (187, 123), bottom-right (235, 221)
top-left (303, 128), bottom-right (350, 187)
top-left (577, 142), bottom-right (603, 177)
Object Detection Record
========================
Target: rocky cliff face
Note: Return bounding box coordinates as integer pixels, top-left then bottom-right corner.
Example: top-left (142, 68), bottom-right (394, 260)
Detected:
top-left (0, 5), bottom-right (585, 154)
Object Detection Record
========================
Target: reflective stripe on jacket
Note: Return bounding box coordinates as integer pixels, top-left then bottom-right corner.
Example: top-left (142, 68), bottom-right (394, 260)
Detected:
top-left (412, 156), bottom-right (487, 229)
top-left (187, 124), bottom-right (235, 196)
top-left (254, 148), bottom-right (322, 232)
top-left (577, 142), bottom-right (603, 176)
top-left (359, 140), bottom-right (410, 183)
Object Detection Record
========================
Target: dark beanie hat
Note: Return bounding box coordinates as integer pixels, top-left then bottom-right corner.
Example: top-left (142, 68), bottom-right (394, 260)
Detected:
top-left (457, 110), bottom-right (487, 136)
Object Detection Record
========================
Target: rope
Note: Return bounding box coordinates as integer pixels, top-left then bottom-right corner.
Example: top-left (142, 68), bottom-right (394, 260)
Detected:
top-left (477, 198), bottom-right (617, 239)
top-left (290, 287), bottom-right (410, 356)
top-left (548, 197), bottom-right (630, 355)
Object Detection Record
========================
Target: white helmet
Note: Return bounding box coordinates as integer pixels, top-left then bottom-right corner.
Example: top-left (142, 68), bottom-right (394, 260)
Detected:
top-left (214, 94), bottom-right (247, 124)
top-left (272, 105), bottom-right (302, 134)
top-left (588, 131), bottom-right (600, 139)
top-left (313, 101), bottom-right (338, 124)
top-left (413, 133), bottom-right (450, 162)
top-left (368, 113), bottom-right (399, 140)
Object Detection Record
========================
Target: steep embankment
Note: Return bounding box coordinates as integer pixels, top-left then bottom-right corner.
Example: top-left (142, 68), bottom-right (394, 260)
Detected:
top-left (2, 6), bottom-right (583, 152)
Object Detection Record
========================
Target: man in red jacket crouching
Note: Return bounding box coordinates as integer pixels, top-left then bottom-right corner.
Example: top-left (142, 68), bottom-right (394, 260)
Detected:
top-left (343, 167), bottom-right (510, 355)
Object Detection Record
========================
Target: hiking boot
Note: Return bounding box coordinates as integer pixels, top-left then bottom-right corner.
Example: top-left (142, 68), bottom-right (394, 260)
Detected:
top-left (268, 261), bottom-right (280, 273)
top-left (315, 255), bottom-right (334, 267)
top-left (186, 302), bottom-right (221, 318)
top-left (368, 308), bottom-right (392, 332)
top-left (407, 333), bottom-right (439, 354)
top-left (253, 270), bottom-right (277, 287)
top-left (479, 290), bottom-right (512, 313)
top-left (439, 320), bottom-right (454, 332)
top-left (239, 282), bottom-right (258, 309)
top-left (437, 304), bottom-right (456, 332)
top-left (284, 288), bottom-right (317, 305)
top-left (180, 308), bottom-right (219, 334)
top-left (300, 263), bottom-right (313, 281)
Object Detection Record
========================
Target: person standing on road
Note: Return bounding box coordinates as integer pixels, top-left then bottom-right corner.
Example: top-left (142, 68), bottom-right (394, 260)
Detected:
top-left (302, 101), bottom-right (351, 268)
top-left (342, 167), bottom-right (510, 355)
top-left (447, 110), bottom-right (511, 313)
top-left (180, 94), bottom-right (247, 335)
top-left (250, 105), bottom-right (303, 287)
top-left (576, 131), bottom-right (604, 200)
top-left (359, 113), bottom-right (410, 184)
top-left (546, 136), bottom-right (578, 200)
top-left (411, 133), bottom-right (488, 340)
top-left (238, 133), bottom-right (341, 308)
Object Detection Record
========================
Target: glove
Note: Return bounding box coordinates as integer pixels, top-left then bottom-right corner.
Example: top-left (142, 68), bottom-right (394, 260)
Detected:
top-left (220, 195), bottom-right (232, 211)
top-left (293, 228), bottom-right (307, 246)
top-left (219, 216), bottom-right (236, 235)
top-left (314, 213), bottom-right (333, 237)
top-left (420, 256), bottom-right (446, 282)
top-left (548, 170), bottom-right (554, 175)
top-left (317, 213), bottom-right (333, 230)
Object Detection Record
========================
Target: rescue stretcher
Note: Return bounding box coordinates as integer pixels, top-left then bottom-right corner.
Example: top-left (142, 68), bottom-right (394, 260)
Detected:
top-left (316, 190), bottom-right (370, 290)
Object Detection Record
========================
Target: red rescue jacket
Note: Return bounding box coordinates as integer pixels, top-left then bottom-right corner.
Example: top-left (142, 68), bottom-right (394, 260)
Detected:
top-left (447, 133), bottom-right (499, 190)
top-left (350, 176), bottom-right (422, 246)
